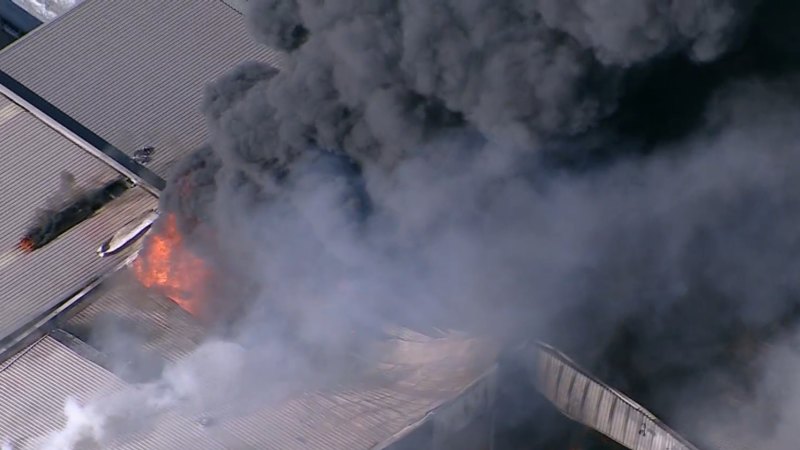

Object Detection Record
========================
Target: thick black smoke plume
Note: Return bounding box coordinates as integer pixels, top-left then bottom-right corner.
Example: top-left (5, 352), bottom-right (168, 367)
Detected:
top-left (68, 0), bottom-right (800, 448)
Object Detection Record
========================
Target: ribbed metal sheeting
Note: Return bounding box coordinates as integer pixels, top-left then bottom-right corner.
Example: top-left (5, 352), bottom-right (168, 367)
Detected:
top-left (221, 0), bottom-right (249, 14)
top-left (203, 334), bottom-right (498, 450)
top-left (63, 300), bottom-right (498, 449)
top-left (62, 270), bottom-right (205, 363)
top-left (535, 343), bottom-right (700, 450)
top-left (0, 0), bottom-right (285, 180)
top-left (215, 387), bottom-right (442, 450)
top-left (0, 336), bottom-right (120, 447)
top-left (0, 336), bottom-right (228, 450)
top-left (0, 326), bottom-right (495, 449)
top-left (0, 96), bottom-right (157, 343)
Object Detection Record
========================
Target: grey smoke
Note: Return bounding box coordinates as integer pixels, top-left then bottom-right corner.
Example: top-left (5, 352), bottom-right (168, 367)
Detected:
top-left (161, 72), bottom-right (800, 448)
top-left (534, 0), bottom-right (757, 64)
top-left (170, 0), bottom-right (769, 349)
top-left (237, 0), bottom-right (757, 168)
top-left (47, 0), bottom-right (800, 448)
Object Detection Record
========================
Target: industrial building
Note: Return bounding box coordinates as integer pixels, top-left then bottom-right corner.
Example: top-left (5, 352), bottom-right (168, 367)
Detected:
top-left (0, 2), bottom-right (502, 449)
top-left (0, 1), bottom-right (709, 449)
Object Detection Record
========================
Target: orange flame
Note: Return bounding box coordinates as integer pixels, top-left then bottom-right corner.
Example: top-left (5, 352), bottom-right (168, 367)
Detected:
top-left (133, 213), bottom-right (210, 317)
top-left (18, 237), bottom-right (35, 253)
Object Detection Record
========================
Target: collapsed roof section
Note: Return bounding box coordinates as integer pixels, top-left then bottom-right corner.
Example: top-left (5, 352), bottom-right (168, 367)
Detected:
top-left (532, 342), bottom-right (701, 450)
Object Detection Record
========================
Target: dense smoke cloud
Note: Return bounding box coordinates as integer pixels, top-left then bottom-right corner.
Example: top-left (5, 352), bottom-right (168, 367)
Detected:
top-left (236, 0), bottom-right (760, 168)
top-left (170, 0), bottom-right (772, 346)
top-left (38, 0), bottom-right (800, 448)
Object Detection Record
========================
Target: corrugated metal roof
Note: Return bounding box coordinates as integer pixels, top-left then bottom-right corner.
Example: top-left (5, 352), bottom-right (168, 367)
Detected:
top-left (0, 69), bottom-right (166, 195)
top-left (0, 336), bottom-right (121, 447)
top-left (202, 334), bottom-right (498, 450)
top-left (1, 291), bottom-right (497, 449)
top-left (534, 342), bottom-right (700, 450)
top-left (37, 258), bottom-right (498, 450)
top-left (60, 269), bottom-right (205, 364)
top-left (214, 387), bottom-right (437, 449)
top-left (0, 0), bottom-right (285, 180)
top-left (0, 321), bottom-right (497, 449)
top-left (0, 95), bottom-right (157, 345)
top-left (221, 0), bottom-right (248, 14)
top-left (0, 3), bottom-right (500, 449)
top-left (0, 335), bottom-right (230, 450)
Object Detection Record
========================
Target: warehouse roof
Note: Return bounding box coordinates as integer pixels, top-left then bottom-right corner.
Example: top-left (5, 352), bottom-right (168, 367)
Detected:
top-left (0, 0), bottom-right (284, 180)
top-left (1, 269), bottom-right (499, 449)
top-left (533, 342), bottom-right (701, 450)
top-left (0, 2), bottom-right (501, 448)
top-left (0, 91), bottom-right (156, 350)
top-left (0, 335), bottom-right (231, 450)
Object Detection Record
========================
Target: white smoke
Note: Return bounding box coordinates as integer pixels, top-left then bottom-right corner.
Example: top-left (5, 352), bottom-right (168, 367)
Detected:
top-left (33, 340), bottom-right (250, 449)
top-left (38, 398), bottom-right (106, 450)
top-left (38, 76), bottom-right (800, 448)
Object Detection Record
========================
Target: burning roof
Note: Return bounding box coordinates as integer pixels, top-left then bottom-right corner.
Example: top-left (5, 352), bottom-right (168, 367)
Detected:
top-left (132, 213), bottom-right (211, 319)
top-left (2, 0), bottom-right (800, 448)
top-left (0, 94), bottom-right (158, 346)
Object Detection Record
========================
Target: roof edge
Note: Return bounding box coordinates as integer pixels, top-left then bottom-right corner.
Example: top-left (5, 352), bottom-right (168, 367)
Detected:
top-left (0, 69), bottom-right (166, 195)
top-left (0, 251), bottom-right (138, 363)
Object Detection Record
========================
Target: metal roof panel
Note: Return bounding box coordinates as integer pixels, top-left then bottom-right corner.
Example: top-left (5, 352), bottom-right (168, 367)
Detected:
top-left (0, 0), bottom-right (284, 180)
top-left (0, 99), bottom-right (158, 345)
top-left (534, 342), bottom-right (700, 450)
top-left (60, 270), bottom-right (206, 364)
top-left (212, 335), bottom-right (498, 450)
top-left (0, 336), bottom-right (229, 449)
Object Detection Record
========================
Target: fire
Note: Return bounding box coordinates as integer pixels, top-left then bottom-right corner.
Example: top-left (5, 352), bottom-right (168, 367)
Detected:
top-left (133, 213), bottom-right (211, 318)
top-left (18, 237), bottom-right (34, 252)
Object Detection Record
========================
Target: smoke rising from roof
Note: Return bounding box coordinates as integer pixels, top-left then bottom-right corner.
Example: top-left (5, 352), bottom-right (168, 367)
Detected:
top-left (36, 0), bottom-right (800, 448)
top-left (237, 0), bottom-right (758, 168)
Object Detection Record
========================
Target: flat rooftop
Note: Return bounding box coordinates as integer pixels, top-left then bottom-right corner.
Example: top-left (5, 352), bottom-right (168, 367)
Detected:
top-left (0, 0), bottom-right (284, 180)
top-left (0, 2), bottom-right (500, 448)
top-left (0, 91), bottom-right (157, 348)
